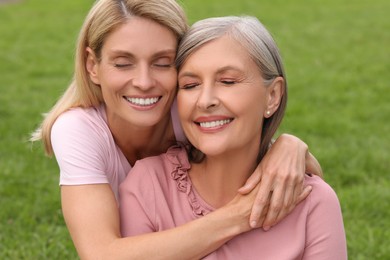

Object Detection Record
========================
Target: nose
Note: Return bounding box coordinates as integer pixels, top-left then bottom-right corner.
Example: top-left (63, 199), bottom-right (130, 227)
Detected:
top-left (132, 63), bottom-right (154, 91)
top-left (196, 83), bottom-right (220, 110)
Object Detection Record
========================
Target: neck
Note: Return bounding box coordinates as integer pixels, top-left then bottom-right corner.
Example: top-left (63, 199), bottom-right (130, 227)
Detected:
top-left (108, 113), bottom-right (174, 166)
top-left (189, 148), bottom-right (258, 209)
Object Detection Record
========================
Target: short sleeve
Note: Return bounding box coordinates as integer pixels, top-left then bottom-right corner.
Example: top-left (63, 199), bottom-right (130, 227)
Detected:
top-left (303, 176), bottom-right (348, 259)
top-left (51, 109), bottom-right (109, 185)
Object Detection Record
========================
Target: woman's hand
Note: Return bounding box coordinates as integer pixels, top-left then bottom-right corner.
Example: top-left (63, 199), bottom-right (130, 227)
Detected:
top-left (238, 134), bottom-right (321, 230)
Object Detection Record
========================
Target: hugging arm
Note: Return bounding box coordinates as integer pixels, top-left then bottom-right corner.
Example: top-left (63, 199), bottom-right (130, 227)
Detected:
top-left (53, 114), bottom-right (252, 259)
top-left (239, 134), bottom-right (323, 229)
top-left (62, 183), bottom-right (260, 260)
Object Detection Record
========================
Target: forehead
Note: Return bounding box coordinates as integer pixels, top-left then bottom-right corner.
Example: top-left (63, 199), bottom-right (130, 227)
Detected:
top-left (180, 36), bottom-right (258, 74)
top-left (103, 17), bottom-right (178, 53)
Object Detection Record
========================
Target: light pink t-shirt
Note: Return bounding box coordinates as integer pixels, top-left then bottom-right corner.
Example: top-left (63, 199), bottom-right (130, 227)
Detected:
top-left (119, 146), bottom-right (347, 260)
top-left (51, 99), bottom-right (186, 200)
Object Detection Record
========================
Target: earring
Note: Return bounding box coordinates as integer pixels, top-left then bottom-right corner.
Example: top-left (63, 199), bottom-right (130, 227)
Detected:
top-left (266, 111), bottom-right (271, 116)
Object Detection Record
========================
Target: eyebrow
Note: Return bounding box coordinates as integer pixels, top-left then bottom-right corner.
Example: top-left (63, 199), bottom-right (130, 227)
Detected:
top-left (178, 71), bottom-right (198, 78)
top-left (216, 65), bottom-right (243, 74)
top-left (109, 49), bottom-right (176, 59)
top-left (179, 65), bottom-right (243, 78)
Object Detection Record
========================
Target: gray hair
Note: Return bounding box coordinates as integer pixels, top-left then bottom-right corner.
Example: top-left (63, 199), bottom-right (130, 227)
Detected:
top-left (177, 16), bottom-right (287, 162)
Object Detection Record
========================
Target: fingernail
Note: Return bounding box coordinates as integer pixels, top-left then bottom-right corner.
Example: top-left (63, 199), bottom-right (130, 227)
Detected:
top-left (263, 226), bottom-right (270, 231)
top-left (250, 221), bottom-right (257, 228)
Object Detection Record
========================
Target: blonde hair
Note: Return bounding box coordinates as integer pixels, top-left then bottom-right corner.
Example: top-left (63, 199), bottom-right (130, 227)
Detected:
top-left (176, 16), bottom-right (287, 162)
top-left (31, 0), bottom-right (188, 155)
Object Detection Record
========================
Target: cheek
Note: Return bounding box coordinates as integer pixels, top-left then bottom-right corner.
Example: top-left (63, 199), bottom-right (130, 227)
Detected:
top-left (232, 91), bottom-right (265, 121)
top-left (159, 70), bottom-right (178, 93)
top-left (247, 99), bottom-right (266, 130)
top-left (98, 67), bottom-right (128, 92)
top-left (177, 90), bottom-right (198, 128)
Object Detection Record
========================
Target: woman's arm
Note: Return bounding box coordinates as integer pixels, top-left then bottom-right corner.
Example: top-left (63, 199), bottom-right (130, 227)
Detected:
top-left (238, 133), bottom-right (322, 230)
top-left (61, 184), bottom-right (260, 260)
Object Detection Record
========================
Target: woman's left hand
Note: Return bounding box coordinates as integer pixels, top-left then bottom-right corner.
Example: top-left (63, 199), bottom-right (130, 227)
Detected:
top-left (238, 133), bottom-right (319, 230)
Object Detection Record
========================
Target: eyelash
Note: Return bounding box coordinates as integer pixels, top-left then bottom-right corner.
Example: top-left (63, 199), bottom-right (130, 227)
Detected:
top-left (113, 63), bottom-right (172, 69)
top-left (179, 79), bottom-right (237, 89)
top-left (114, 63), bottom-right (132, 68)
top-left (179, 83), bottom-right (198, 90)
top-left (153, 63), bottom-right (173, 68)
top-left (220, 79), bottom-right (237, 85)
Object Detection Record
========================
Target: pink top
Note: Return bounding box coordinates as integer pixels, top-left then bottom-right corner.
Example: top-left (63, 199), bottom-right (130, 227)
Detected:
top-left (119, 146), bottom-right (347, 260)
top-left (51, 99), bottom-right (186, 200)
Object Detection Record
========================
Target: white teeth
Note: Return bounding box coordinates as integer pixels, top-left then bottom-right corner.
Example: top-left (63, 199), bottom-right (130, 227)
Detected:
top-left (199, 119), bottom-right (232, 128)
top-left (126, 97), bottom-right (159, 106)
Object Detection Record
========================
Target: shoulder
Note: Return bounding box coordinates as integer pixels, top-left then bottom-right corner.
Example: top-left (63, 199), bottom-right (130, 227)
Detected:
top-left (52, 105), bottom-right (111, 146)
top-left (123, 146), bottom-right (190, 189)
top-left (302, 176), bottom-right (347, 258)
top-left (304, 174), bottom-right (342, 212)
top-left (135, 145), bottom-right (188, 171)
top-left (305, 175), bottom-right (338, 198)
top-left (51, 105), bottom-right (115, 171)
top-left (53, 105), bottom-right (106, 133)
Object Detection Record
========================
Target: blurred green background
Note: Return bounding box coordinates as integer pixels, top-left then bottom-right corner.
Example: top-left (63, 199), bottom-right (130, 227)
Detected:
top-left (0, 0), bottom-right (389, 258)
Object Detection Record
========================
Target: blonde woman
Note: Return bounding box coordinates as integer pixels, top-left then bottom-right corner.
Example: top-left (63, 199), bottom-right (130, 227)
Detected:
top-left (32, 0), bottom-right (322, 259)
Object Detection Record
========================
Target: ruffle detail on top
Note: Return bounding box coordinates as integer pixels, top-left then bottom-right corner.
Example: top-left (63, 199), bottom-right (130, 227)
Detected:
top-left (166, 145), bottom-right (210, 217)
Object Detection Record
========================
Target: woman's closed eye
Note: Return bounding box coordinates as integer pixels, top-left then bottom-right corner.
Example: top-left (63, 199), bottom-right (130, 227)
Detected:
top-left (154, 63), bottom-right (173, 68)
top-left (113, 57), bottom-right (134, 68)
top-left (114, 63), bottom-right (133, 68)
top-left (220, 79), bottom-right (237, 85)
top-left (178, 75), bottom-right (200, 90)
top-left (153, 57), bottom-right (174, 68)
top-left (179, 82), bottom-right (199, 90)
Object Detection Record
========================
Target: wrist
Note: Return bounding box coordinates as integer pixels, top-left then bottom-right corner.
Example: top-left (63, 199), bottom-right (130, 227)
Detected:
top-left (215, 196), bottom-right (252, 237)
top-left (277, 133), bottom-right (308, 156)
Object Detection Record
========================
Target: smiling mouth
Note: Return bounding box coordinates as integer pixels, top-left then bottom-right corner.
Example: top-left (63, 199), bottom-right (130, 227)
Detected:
top-left (124, 96), bottom-right (161, 106)
top-left (197, 119), bottom-right (233, 128)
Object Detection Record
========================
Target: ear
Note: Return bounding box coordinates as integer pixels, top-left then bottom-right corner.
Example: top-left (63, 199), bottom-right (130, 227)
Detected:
top-left (264, 77), bottom-right (284, 118)
top-left (86, 47), bottom-right (100, 85)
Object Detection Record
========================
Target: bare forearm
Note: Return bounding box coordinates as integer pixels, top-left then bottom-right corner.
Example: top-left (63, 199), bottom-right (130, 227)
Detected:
top-left (95, 200), bottom-right (250, 260)
top-left (64, 185), bottom-right (252, 260)
top-left (104, 207), bottom-right (242, 260)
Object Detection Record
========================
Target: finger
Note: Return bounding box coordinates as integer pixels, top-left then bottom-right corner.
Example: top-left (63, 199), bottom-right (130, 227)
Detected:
top-left (296, 185), bottom-right (312, 204)
top-left (284, 181), bottom-right (296, 211)
top-left (272, 181), bottom-right (299, 226)
top-left (275, 181), bottom-right (295, 223)
top-left (248, 176), bottom-right (273, 228)
top-left (269, 173), bottom-right (306, 226)
top-left (238, 166), bottom-right (262, 194)
top-left (262, 180), bottom-right (286, 230)
top-left (291, 179), bottom-right (303, 207)
top-left (252, 202), bottom-right (270, 229)
top-left (285, 176), bottom-right (303, 214)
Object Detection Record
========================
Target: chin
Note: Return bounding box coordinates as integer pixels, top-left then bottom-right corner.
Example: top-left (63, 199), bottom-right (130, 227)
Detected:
top-left (196, 146), bottom-right (226, 158)
top-left (129, 115), bottom-right (162, 127)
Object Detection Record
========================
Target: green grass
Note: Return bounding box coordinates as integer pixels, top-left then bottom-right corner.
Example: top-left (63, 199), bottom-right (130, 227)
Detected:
top-left (1, 0), bottom-right (388, 258)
